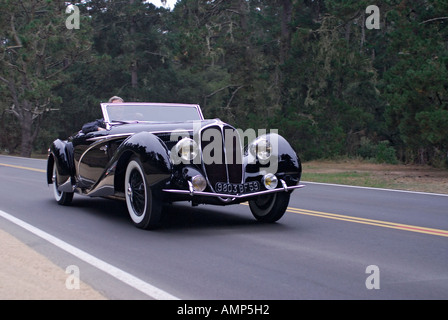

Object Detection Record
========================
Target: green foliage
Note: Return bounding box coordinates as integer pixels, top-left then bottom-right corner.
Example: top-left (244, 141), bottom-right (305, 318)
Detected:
top-left (381, 0), bottom-right (448, 164)
top-left (416, 110), bottom-right (448, 145)
top-left (357, 137), bottom-right (398, 164)
top-left (0, 0), bottom-right (447, 167)
top-left (0, 0), bottom-right (92, 156)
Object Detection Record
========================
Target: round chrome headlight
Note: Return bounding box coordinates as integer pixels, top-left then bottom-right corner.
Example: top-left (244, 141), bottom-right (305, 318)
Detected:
top-left (249, 137), bottom-right (272, 161)
top-left (191, 175), bottom-right (207, 192)
top-left (175, 137), bottom-right (199, 162)
top-left (262, 173), bottom-right (278, 190)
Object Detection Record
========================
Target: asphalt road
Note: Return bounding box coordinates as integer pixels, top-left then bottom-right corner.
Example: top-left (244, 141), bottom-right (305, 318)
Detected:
top-left (0, 155), bottom-right (447, 300)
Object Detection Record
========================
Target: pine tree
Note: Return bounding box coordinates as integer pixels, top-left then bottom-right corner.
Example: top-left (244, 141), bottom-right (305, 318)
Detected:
top-left (0, 0), bottom-right (91, 157)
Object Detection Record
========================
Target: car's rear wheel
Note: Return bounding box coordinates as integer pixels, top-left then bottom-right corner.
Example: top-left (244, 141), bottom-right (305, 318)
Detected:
top-left (125, 158), bottom-right (162, 229)
top-left (52, 165), bottom-right (74, 205)
top-left (249, 192), bottom-right (290, 223)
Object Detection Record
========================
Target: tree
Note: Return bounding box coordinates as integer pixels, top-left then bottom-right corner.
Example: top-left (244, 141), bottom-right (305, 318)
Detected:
top-left (276, 0), bottom-right (385, 159)
top-left (1, 0), bottom-right (446, 166)
top-left (0, 0), bottom-right (91, 157)
top-left (382, 0), bottom-right (448, 164)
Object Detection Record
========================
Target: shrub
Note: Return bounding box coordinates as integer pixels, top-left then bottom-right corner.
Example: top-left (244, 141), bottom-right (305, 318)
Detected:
top-left (357, 137), bottom-right (398, 164)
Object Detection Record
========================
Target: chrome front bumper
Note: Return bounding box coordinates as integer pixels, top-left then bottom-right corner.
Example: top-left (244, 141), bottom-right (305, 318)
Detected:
top-left (163, 179), bottom-right (305, 199)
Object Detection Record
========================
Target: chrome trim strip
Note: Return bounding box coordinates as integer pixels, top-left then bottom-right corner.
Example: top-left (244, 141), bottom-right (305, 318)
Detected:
top-left (86, 129), bottom-right (195, 142)
top-left (187, 180), bottom-right (194, 196)
top-left (198, 123), bottom-right (218, 191)
top-left (162, 183), bottom-right (305, 199)
top-left (221, 124), bottom-right (229, 183)
top-left (224, 124), bottom-right (244, 184)
top-left (86, 133), bottom-right (133, 142)
top-left (281, 179), bottom-right (288, 191)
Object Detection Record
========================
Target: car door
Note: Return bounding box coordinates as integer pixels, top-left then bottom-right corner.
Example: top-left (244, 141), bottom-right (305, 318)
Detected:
top-left (72, 131), bottom-right (112, 190)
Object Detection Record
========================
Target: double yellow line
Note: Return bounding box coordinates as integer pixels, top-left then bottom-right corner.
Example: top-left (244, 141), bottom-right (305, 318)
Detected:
top-left (2, 161), bottom-right (448, 238)
top-left (287, 207), bottom-right (448, 238)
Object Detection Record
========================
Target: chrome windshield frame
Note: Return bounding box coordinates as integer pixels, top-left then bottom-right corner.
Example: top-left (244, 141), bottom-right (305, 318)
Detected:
top-left (100, 103), bottom-right (204, 129)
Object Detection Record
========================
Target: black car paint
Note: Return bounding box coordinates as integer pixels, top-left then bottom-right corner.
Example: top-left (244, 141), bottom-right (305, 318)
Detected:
top-left (48, 118), bottom-right (302, 207)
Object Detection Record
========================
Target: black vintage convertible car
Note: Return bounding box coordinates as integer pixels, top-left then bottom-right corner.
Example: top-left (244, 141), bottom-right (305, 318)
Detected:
top-left (47, 103), bottom-right (303, 229)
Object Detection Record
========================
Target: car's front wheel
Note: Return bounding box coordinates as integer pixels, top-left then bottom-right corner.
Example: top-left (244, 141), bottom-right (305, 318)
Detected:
top-left (249, 192), bottom-right (290, 223)
top-left (52, 165), bottom-right (74, 205)
top-left (125, 158), bottom-right (162, 229)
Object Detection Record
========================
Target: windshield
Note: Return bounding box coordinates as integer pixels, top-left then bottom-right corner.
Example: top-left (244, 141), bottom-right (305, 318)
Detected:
top-left (101, 103), bottom-right (203, 123)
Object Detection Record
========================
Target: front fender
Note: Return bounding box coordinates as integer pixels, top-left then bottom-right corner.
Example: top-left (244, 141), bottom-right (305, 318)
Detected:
top-left (114, 132), bottom-right (173, 188)
top-left (245, 133), bottom-right (301, 186)
top-left (269, 133), bottom-right (302, 185)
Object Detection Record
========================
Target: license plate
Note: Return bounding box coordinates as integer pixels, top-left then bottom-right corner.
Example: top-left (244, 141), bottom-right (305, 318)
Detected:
top-left (215, 181), bottom-right (260, 194)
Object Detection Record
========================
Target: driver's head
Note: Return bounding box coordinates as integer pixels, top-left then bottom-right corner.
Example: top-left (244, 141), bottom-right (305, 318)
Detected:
top-left (109, 96), bottom-right (123, 103)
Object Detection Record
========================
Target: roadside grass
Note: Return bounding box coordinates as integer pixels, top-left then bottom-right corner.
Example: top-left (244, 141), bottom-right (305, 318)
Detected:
top-left (301, 160), bottom-right (448, 194)
top-left (301, 171), bottom-right (396, 189)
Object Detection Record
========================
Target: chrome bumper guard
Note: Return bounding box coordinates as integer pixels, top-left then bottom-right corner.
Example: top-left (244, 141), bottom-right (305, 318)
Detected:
top-left (163, 179), bottom-right (305, 199)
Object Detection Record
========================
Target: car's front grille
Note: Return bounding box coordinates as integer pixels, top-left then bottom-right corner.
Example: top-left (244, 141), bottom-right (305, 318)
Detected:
top-left (154, 125), bottom-right (244, 191)
top-left (200, 125), bottom-right (243, 190)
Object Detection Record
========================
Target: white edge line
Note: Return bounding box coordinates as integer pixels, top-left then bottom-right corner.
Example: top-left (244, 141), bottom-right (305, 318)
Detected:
top-left (0, 209), bottom-right (180, 300)
top-left (301, 181), bottom-right (448, 197)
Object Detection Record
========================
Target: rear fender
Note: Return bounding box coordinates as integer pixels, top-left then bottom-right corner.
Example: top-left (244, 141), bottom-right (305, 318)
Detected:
top-left (47, 139), bottom-right (75, 188)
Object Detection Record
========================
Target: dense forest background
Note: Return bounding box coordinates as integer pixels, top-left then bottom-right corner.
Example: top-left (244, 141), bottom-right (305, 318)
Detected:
top-left (1, 0), bottom-right (447, 166)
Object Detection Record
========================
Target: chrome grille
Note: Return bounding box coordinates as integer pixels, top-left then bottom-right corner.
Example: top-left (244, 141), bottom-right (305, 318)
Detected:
top-left (200, 125), bottom-right (243, 189)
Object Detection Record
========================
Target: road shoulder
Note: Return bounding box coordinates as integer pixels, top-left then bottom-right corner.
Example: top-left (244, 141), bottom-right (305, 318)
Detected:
top-left (0, 229), bottom-right (106, 300)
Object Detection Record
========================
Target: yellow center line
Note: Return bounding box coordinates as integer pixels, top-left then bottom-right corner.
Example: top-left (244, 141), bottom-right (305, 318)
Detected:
top-left (0, 162), bottom-right (46, 173)
top-left (287, 207), bottom-right (448, 238)
top-left (3, 162), bottom-right (447, 238)
top-left (241, 202), bottom-right (448, 238)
